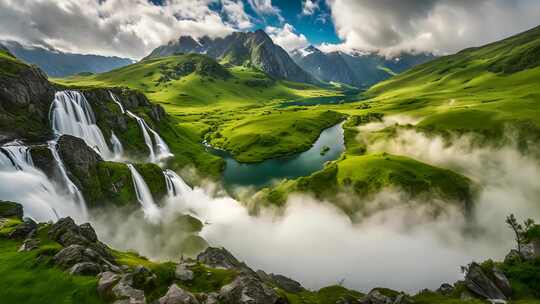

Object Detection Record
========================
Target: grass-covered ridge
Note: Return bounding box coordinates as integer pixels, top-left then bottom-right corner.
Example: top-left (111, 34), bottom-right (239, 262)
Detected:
top-left (359, 25), bottom-right (540, 134)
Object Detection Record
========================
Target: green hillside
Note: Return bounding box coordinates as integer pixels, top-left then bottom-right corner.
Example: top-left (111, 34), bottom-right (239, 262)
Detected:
top-left (360, 25), bottom-right (540, 134)
top-left (55, 53), bottom-right (346, 164)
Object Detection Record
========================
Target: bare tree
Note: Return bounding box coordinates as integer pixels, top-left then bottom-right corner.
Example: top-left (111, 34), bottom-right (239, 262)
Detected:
top-left (506, 214), bottom-right (523, 252)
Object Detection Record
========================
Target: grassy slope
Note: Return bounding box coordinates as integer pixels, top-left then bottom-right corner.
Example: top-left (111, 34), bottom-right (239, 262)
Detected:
top-left (355, 25), bottom-right (540, 133)
top-left (54, 53), bottom-right (344, 164)
top-left (207, 110), bottom-right (343, 162)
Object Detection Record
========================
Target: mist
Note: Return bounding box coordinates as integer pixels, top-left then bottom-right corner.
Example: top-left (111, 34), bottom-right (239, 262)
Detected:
top-left (88, 120), bottom-right (540, 294)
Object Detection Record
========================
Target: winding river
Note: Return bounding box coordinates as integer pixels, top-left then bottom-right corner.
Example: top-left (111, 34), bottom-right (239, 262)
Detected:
top-left (206, 122), bottom-right (345, 189)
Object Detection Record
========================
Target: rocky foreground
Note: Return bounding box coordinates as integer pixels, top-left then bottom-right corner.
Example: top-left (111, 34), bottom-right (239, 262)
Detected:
top-left (1, 200), bottom-right (539, 304)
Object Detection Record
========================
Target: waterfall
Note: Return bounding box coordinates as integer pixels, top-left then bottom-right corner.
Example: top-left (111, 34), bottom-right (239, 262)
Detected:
top-left (48, 140), bottom-right (89, 220)
top-left (127, 164), bottom-right (161, 222)
top-left (164, 169), bottom-right (192, 198)
top-left (0, 143), bottom-right (85, 222)
top-left (109, 91), bottom-right (125, 114)
top-left (126, 110), bottom-right (172, 163)
top-left (110, 131), bottom-right (124, 160)
top-left (50, 90), bottom-right (120, 160)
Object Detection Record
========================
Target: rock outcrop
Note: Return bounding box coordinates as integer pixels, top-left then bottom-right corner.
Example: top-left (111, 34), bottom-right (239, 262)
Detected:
top-left (464, 263), bottom-right (509, 300)
top-left (0, 200), bottom-right (23, 219)
top-left (159, 284), bottom-right (199, 304)
top-left (197, 247), bottom-right (241, 269)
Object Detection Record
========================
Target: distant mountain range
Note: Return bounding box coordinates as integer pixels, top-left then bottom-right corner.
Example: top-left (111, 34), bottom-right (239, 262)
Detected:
top-left (145, 30), bottom-right (317, 84)
top-left (291, 45), bottom-right (435, 88)
top-left (0, 40), bottom-right (134, 77)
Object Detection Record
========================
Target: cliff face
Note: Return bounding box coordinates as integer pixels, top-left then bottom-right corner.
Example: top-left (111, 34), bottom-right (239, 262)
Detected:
top-left (0, 49), bottom-right (55, 142)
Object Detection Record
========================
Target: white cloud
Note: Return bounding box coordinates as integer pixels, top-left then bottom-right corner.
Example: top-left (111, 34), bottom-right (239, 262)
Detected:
top-left (302, 0), bottom-right (319, 15)
top-left (325, 0), bottom-right (540, 57)
top-left (0, 0), bottom-right (254, 59)
top-left (266, 23), bottom-right (309, 52)
top-left (222, 0), bottom-right (253, 30)
top-left (247, 0), bottom-right (284, 22)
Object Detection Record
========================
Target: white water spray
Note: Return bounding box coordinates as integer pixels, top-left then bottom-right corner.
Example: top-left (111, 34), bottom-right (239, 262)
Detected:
top-left (110, 131), bottom-right (124, 160)
top-left (127, 164), bottom-right (161, 222)
top-left (50, 90), bottom-right (121, 160)
top-left (0, 143), bottom-right (85, 222)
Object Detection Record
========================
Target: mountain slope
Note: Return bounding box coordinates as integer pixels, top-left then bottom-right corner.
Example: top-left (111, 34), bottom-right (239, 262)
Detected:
top-left (1, 40), bottom-right (133, 77)
top-left (363, 25), bottom-right (540, 133)
top-left (292, 46), bottom-right (434, 88)
top-left (146, 30), bottom-right (316, 84)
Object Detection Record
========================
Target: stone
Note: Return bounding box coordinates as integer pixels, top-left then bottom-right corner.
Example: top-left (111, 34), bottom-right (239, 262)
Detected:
top-left (0, 200), bottom-right (23, 219)
top-left (256, 270), bottom-right (304, 293)
top-left (197, 247), bottom-right (240, 269)
top-left (362, 290), bottom-right (391, 304)
top-left (97, 271), bottom-right (121, 298)
top-left (18, 238), bottom-right (40, 252)
top-left (492, 267), bottom-right (512, 297)
top-left (53, 244), bottom-right (98, 269)
top-left (219, 274), bottom-right (282, 304)
top-left (465, 263), bottom-right (506, 300)
top-left (201, 293), bottom-right (219, 304)
top-left (69, 262), bottom-right (102, 276)
top-left (158, 284), bottom-right (199, 304)
top-left (436, 283), bottom-right (454, 296)
top-left (112, 275), bottom-right (146, 304)
top-left (504, 249), bottom-right (522, 264)
top-left (80, 223), bottom-right (98, 242)
top-left (175, 263), bottom-right (194, 281)
top-left (8, 218), bottom-right (37, 239)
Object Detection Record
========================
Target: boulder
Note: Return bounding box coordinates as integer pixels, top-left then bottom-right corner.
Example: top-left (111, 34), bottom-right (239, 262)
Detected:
top-left (0, 200), bottom-right (23, 219)
top-left (80, 223), bottom-right (98, 242)
top-left (158, 284), bottom-right (199, 304)
top-left (18, 238), bottom-right (40, 252)
top-left (197, 247), bottom-right (240, 269)
top-left (219, 274), bottom-right (283, 304)
top-left (464, 263), bottom-right (506, 300)
top-left (97, 271), bottom-right (121, 298)
top-left (69, 262), bottom-right (102, 276)
top-left (256, 270), bottom-right (304, 293)
top-left (492, 267), bottom-right (512, 297)
top-left (111, 274), bottom-right (146, 304)
top-left (200, 293), bottom-right (219, 304)
top-left (30, 145), bottom-right (62, 181)
top-left (8, 218), bottom-right (37, 239)
top-left (52, 244), bottom-right (98, 269)
top-left (361, 290), bottom-right (390, 304)
top-left (175, 263), bottom-right (194, 281)
top-left (436, 283), bottom-right (454, 296)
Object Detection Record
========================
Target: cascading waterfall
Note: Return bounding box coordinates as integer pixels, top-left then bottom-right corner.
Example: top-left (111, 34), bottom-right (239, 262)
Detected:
top-left (0, 143), bottom-right (84, 222)
top-left (48, 140), bottom-right (89, 220)
top-left (126, 110), bottom-right (172, 163)
top-left (163, 169), bottom-right (192, 199)
top-left (127, 164), bottom-right (161, 222)
top-left (110, 131), bottom-right (124, 160)
top-left (109, 91), bottom-right (125, 114)
top-left (50, 90), bottom-right (122, 160)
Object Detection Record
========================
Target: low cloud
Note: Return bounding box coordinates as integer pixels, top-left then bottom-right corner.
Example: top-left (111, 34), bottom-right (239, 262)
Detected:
top-left (92, 126), bottom-right (540, 293)
top-left (302, 0), bottom-right (319, 16)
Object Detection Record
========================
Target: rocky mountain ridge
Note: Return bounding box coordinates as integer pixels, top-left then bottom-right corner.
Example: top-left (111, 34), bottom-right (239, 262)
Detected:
top-left (145, 30), bottom-right (317, 84)
top-left (291, 45), bottom-right (435, 88)
top-left (0, 40), bottom-right (134, 77)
